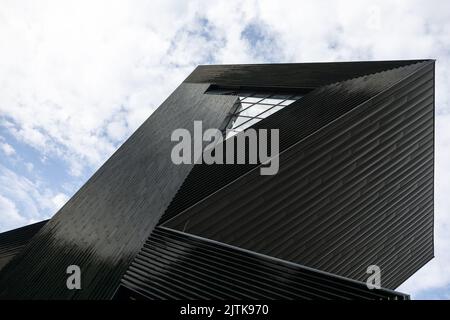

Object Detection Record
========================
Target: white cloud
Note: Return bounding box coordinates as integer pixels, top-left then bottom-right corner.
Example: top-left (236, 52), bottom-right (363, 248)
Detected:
top-left (0, 194), bottom-right (27, 230)
top-left (51, 192), bottom-right (69, 211)
top-left (0, 0), bottom-right (449, 298)
top-left (0, 135), bottom-right (16, 156)
top-left (0, 164), bottom-right (65, 232)
top-left (0, 141), bottom-right (15, 156)
top-left (0, 0), bottom-right (200, 177)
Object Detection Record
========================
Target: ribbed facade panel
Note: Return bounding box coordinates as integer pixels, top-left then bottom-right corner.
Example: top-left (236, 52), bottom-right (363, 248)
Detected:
top-left (116, 227), bottom-right (409, 300)
top-left (0, 60), bottom-right (434, 300)
top-left (161, 61), bottom-right (432, 223)
top-left (0, 83), bottom-right (236, 299)
top-left (164, 62), bottom-right (435, 289)
top-left (0, 221), bottom-right (47, 271)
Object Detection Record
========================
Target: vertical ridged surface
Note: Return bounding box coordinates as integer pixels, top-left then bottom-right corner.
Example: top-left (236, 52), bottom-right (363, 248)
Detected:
top-left (0, 221), bottom-right (47, 271)
top-left (116, 227), bottom-right (409, 300)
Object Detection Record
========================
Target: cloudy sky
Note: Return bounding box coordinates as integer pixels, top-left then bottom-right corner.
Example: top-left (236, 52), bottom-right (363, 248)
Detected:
top-left (0, 0), bottom-right (449, 299)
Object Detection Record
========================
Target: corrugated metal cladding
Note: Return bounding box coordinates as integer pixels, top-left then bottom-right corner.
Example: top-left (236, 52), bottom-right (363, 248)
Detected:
top-left (0, 60), bottom-right (434, 299)
top-left (163, 60), bottom-right (435, 289)
top-left (0, 221), bottom-right (47, 272)
top-left (0, 83), bottom-right (236, 299)
top-left (116, 227), bottom-right (409, 300)
top-left (161, 61), bottom-right (432, 223)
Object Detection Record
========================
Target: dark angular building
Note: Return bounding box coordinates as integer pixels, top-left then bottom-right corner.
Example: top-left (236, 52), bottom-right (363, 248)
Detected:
top-left (0, 60), bottom-right (434, 300)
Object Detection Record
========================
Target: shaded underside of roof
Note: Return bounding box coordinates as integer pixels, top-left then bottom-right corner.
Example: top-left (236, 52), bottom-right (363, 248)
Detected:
top-left (184, 60), bottom-right (427, 89)
top-left (116, 227), bottom-right (409, 300)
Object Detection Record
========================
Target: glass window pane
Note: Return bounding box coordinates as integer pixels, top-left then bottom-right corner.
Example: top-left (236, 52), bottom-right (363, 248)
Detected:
top-left (240, 102), bottom-right (254, 110)
top-left (260, 105), bottom-right (284, 117)
top-left (261, 98), bottom-right (284, 105)
top-left (241, 96), bottom-right (263, 103)
top-left (279, 99), bottom-right (296, 106)
top-left (238, 118), bottom-right (260, 130)
top-left (239, 104), bottom-right (270, 117)
top-left (231, 116), bottom-right (252, 129)
top-left (223, 90), bottom-right (304, 139)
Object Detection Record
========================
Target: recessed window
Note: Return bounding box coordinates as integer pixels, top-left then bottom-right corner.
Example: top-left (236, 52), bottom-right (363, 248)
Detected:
top-left (205, 86), bottom-right (306, 139)
top-left (224, 92), bottom-right (302, 139)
